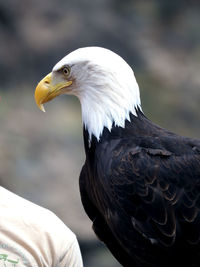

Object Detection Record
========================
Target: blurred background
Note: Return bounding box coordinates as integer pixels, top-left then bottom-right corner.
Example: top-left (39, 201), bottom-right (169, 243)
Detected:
top-left (0, 0), bottom-right (200, 266)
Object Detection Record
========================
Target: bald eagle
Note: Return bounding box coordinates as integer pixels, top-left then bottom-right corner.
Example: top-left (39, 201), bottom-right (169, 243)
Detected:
top-left (35, 47), bottom-right (200, 267)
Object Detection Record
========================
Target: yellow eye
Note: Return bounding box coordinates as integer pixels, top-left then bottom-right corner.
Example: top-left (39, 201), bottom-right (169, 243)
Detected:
top-left (62, 66), bottom-right (70, 77)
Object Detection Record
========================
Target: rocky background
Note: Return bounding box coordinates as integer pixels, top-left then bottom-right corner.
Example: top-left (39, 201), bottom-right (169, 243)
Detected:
top-left (0, 1), bottom-right (200, 266)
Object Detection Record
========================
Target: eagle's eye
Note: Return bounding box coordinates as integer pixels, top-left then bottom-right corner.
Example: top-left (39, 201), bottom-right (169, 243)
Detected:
top-left (62, 66), bottom-right (70, 77)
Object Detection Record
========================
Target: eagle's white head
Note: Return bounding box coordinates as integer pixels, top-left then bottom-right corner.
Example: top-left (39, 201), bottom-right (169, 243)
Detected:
top-left (35, 47), bottom-right (142, 141)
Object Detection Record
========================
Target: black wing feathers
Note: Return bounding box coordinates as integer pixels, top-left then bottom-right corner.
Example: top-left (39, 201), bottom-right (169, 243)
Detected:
top-left (110, 147), bottom-right (177, 247)
top-left (99, 136), bottom-right (200, 252)
top-left (81, 113), bottom-right (200, 266)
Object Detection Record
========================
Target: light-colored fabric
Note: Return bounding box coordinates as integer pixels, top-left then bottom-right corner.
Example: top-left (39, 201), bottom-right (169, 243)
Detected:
top-left (0, 186), bottom-right (83, 267)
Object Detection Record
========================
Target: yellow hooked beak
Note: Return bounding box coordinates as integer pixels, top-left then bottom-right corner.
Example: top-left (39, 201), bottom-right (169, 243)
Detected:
top-left (34, 72), bottom-right (72, 112)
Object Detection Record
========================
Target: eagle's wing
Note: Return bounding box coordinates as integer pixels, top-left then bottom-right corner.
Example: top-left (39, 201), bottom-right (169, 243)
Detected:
top-left (96, 137), bottom-right (200, 253)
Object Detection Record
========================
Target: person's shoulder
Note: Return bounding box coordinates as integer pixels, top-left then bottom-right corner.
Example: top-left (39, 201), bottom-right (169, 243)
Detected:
top-left (40, 208), bottom-right (77, 244)
top-left (0, 186), bottom-right (76, 244)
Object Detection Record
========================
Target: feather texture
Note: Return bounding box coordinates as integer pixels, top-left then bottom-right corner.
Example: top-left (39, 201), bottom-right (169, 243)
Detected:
top-left (80, 110), bottom-right (200, 267)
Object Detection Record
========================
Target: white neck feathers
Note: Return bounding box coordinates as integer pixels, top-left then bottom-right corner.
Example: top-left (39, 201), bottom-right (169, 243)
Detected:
top-left (78, 65), bottom-right (141, 141)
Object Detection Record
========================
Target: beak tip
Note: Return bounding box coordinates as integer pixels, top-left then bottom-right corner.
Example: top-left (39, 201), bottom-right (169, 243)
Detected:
top-left (40, 104), bottom-right (46, 113)
top-left (36, 102), bottom-right (46, 112)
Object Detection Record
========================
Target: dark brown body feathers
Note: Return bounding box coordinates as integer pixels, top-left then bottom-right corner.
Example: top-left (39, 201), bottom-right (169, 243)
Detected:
top-left (80, 109), bottom-right (200, 267)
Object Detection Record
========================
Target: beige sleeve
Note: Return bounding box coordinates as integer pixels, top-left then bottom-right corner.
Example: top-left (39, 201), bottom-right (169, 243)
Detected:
top-left (59, 237), bottom-right (83, 267)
